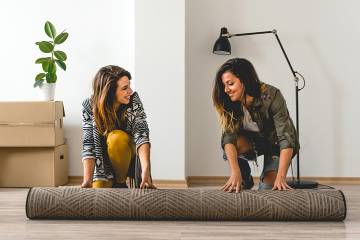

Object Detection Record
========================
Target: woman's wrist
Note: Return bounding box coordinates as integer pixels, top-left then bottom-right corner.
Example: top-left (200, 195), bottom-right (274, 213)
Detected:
top-left (276, 171), bottom-right (287, 179)
top-left (231, 167), bottom-right (241, 176)
top-left (141, 164), bottom-right (150, 172)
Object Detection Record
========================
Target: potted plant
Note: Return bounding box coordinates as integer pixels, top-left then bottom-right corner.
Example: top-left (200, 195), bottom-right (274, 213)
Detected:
top-left (34, 21), bottom-right (68, 101)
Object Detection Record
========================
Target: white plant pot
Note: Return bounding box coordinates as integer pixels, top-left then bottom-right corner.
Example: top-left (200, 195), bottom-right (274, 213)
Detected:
top-left (39, 83), bottom-right (56, 101)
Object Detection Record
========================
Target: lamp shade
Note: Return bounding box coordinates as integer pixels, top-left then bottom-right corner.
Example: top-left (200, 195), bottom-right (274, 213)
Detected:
top-left (213, 27), bottom-right (231, 55)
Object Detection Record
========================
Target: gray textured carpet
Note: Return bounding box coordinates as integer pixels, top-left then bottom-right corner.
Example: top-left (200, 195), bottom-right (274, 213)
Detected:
top-left (26, 187), bottom-right (346, 221)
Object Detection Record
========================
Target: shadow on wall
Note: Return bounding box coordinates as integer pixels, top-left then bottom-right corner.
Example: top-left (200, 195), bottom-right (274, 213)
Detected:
top-left (306, 37), bottom-right (344, 176)
top-left (63, 123), bottom-right (83, 176)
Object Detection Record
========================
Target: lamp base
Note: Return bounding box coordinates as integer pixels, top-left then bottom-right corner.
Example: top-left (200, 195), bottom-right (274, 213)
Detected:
top-left (287, 179), bottom-right (319, 189)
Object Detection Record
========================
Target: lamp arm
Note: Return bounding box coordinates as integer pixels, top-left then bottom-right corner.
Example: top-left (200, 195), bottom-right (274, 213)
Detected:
top-left (225, 29), bottom-right (298, 79)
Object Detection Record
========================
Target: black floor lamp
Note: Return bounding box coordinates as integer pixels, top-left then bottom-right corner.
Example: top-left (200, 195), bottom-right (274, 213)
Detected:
top-left (213, 27), bottom-right (318, 189)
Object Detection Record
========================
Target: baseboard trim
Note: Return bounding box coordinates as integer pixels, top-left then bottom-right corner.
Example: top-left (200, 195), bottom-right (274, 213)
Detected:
top-left (186, 176), bottom-right (360, 186)
top-left (68, 176), bottom-right (82, 183)
top-left (68, 176), bottom-right (188, 188)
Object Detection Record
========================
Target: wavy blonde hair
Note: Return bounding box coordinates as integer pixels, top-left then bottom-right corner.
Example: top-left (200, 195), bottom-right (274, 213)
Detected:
top-left (212, 58), bottom-right (261, 133)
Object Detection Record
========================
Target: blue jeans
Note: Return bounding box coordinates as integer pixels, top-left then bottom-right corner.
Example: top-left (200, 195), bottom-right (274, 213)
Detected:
top-left (258, 155), bottom-right (280, 190)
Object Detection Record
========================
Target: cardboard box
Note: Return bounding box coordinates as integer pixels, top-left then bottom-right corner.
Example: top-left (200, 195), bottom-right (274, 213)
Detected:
top-left (0, 101), bottom-right (65, 147)
top-left (0, 144), bottom-right (68, 187)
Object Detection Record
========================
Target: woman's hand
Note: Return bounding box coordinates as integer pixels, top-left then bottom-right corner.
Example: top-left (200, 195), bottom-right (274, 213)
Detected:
top-left (221, 170), bottom-right (242, 193)
top-left (140, 167), bottom-right (157, 189)
top-left (81, 158), bottom-right (95, 188)
top-left (272, 175), bottom-right (293, 191)
top-left (80, 178), bottom-right (93, 188)
top-left (137, 143), bottom-right (156, 189)
top-left (273, 148), bottom-right (294, 191)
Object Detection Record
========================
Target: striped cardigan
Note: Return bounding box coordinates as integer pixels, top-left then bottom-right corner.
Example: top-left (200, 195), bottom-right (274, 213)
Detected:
top-left (81, 92), bottom-right (150, 187)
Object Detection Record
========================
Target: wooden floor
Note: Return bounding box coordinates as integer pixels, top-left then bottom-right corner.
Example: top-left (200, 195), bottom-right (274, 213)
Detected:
top-left (0, 185), bottom-right (359, 240)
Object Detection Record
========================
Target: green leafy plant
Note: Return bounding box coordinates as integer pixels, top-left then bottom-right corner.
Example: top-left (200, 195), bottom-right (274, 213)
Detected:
top-left (34, 21), bottom-right (69, 88)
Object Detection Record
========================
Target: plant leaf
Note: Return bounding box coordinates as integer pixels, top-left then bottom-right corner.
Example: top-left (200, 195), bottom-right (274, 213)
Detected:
top-left (46, 72), bottom-right (57, 83)
top-left (44, 21), bottom-right (56, 39)
top-left (33, 79), bottom-right (44, 88)
top-left (55, 60), bottom-right (66, 71)
top-left (38, 41), bottom-right (54, 53)
top-left (35, 57), bottom-right (51, 64)
top-left (35, 73), bottom-right (46, 80)
top-left (41, 61), bottom-right (51, 72)
top-left (47, 62), bottom-right (56, 74)
top-left (54, 51), bottom-right (67, 61)
top-left (42, 61), bottom-right (49, 72)
top-left (53, 73), bottom-right (57, 83)
top-left (46, 72), bottom-right (51, 82)
top-left (54, 32), bottom-right (68, 44)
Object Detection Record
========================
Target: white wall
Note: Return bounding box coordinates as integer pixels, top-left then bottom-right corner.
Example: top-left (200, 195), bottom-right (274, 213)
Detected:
top-left (1, 0), bottom-right (358, 180)
top-left (0, 0), bottom-right (135, 176)
top-left (135, 0), bottom-right (186, 180)
top-left (186, 0), bottom-right (360, 177)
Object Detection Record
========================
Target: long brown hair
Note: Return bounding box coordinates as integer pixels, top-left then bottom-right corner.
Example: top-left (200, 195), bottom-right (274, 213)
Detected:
top-left (212, 58), bottom-right (261, 132)
top-left (91, 65), bottom-right (131, 136)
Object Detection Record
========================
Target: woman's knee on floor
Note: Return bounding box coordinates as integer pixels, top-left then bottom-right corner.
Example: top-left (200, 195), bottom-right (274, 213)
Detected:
top-left (92, 180), bottom-right (113, 188)
top-left (262, 155), bottom-right (280, 185)
top-left (263, 170), bottom-right (277, 185)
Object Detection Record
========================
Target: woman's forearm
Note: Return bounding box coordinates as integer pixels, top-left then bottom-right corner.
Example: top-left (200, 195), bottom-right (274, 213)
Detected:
top-left (83, 158), bottom-right (95, 180)
top-left (138, 143), bottom-right (151, 171)
top-left (277, 148), bottom-right (293, 178)
top-left (224, 143), bottom-right (241, 175)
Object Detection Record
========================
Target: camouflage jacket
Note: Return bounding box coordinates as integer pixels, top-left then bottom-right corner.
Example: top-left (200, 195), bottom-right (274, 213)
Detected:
top-left (221, 82), bottom-right (300, 155)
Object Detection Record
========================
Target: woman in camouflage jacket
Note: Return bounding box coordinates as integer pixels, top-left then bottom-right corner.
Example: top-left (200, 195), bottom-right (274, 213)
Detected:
top-left (213, 58), bottom-right (300, 192)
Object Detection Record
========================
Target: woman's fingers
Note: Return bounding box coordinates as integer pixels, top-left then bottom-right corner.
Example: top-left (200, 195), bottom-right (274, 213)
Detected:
top-left (236, 183), bottom-right (241, 193)
top-left (272, 181), bottom-right (293, 191)
top-left (222, 179), bottom-right (242, 193)
top-left (284, 182), bottom-right (293, 190)
top-left (279, 182), bottom-right (289, 191)
top-left (272, 183), bottom-right (279, 191)
top-left (224, 182), bottom-right (240, 192)
top-left (80, 181), bottom-right (92, 188)
top-left (225, 182), bottom-right (233, 192)
top-left (221, 181), bottom-right (230, 191)
top-left (140, 179), bottom-right (157, 190)
top-left (227, 184), bottom-right (235, 193)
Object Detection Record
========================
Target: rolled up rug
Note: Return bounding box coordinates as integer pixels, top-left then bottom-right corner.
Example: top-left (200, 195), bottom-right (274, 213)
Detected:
top-left (26, 187), bottom-right (346, 221)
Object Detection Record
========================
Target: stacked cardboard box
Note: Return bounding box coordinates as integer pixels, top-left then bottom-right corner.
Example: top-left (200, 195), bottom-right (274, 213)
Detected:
top-left (0, 101), bottom-right (68, 187)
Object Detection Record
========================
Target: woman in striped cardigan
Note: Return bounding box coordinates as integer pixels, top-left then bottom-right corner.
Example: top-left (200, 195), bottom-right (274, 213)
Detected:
top-left (80, 65), bottom-right (156, 189)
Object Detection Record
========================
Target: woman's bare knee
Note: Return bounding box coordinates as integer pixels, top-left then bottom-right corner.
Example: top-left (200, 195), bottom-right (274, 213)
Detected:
top-left (236, 136), bottom-right (252, 153)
